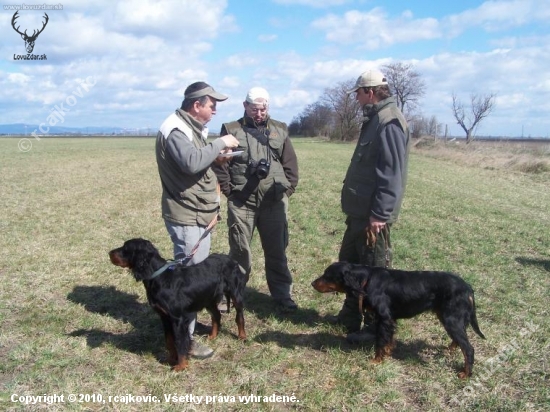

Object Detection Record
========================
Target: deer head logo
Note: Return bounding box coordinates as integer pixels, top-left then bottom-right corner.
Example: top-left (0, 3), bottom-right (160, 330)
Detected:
top-left (11, 11), bottom-right (49, 54)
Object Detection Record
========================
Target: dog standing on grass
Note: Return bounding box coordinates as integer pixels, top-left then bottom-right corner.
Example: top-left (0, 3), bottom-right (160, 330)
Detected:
top-left (312, 262), bottom-right (485, 378)
top-left (109, 238), bottom-right (247, 371)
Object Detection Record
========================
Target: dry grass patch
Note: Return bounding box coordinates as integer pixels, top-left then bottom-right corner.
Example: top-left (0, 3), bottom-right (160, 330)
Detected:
top-left (0, 137), bottom-right (548, 411)
top-left (413, 137), bottom-right (550, 175)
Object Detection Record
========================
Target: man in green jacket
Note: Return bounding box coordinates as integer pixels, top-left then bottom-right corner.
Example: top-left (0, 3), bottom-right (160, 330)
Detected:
top-left (156, 81), bottom-right (239, 359)
top-left (214, 87), bottom-right (299, 312)
top-left (336, 70), bottom-right (411, 341)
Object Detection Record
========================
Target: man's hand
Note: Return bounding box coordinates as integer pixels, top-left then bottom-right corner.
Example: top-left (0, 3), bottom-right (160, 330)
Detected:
top-left (368, 217), bottom-right (386, 234)
top-left (215, 149), bottom-right (233, 165)
top-left (221, 134), bottom-right (239, 148)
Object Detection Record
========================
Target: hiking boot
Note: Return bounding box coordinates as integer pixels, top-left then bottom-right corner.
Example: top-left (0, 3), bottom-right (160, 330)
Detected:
top-left (346, 324), bottom-right (376, 344)
top-left (218, 298), bottom-right (229, 313)
top-left (324, 314), bottom-right (340, 325)
top-left (324, 314), bottom-right (361, 333)
top-left (193, 321), bottom-right (212, 336)
top-left (189, 339), bottom-right (214, 359)
top-left (275, 298), bottom-right (298, 313)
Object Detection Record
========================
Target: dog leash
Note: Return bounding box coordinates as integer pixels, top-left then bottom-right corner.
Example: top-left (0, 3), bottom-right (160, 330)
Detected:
top-left (357, 279), bottom-right (368, 314)
top-left (383, 225), bottom-right (390, 268)
top-left (359, 225), bottom-right (390, 314)
top-left (149, 214), bottom-right (220, 279)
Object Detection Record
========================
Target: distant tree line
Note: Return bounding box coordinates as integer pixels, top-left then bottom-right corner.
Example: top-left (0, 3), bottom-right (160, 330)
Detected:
top-left (289, 62), bottom-right (496, 143)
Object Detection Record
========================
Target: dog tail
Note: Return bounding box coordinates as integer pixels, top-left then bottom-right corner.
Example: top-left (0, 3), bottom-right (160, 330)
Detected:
top-left (469, 293), bottom-right (486, 339)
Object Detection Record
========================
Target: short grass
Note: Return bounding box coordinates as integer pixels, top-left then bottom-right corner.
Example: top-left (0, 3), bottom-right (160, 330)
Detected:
top-left (0, 137), bottom-right (549, 411)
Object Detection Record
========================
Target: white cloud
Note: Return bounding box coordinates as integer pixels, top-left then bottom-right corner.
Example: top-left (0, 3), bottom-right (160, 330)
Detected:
top-left (311, 8), bottom-right (440, 49)
top-left (6, 72), bottom-right (31, 84)
top-left (412, 42), bottom-right (550, 136)
top-left (1, 0), bottom-right (550, 137)
top-left (100, 0), bottom-right (234, 38)
top-left (0, 0), bottom-right (238, 128)
top-left (219, 76), bottom-right (241, 88)
top-left (311, 1), bottom-right (550, 49)
top-left (258, 34), bottom-right (278, 42)
top-left (224, 53), bottom-right (262, 68)
top-left (272, 0), bottom-right (351, 8)
top-left (444, 0), bottom-right (550, 37)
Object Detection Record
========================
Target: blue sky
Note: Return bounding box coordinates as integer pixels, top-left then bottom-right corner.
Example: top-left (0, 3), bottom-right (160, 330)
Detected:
top-left (1, 0), bottom-right (549, 137)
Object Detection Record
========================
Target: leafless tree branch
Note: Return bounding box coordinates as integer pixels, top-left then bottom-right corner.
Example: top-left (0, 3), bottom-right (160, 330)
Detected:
top-left (452, 92), bottom-right (496, 143)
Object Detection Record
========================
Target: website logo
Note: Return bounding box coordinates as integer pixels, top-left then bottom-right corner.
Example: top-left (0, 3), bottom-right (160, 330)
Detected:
top-left (11, 11), bottom-right (48, 60)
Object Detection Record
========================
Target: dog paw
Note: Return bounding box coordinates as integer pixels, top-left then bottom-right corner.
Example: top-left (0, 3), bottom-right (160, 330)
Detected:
top-left (370, 357), bottom-right (384, 365)
top-left (457, 370), bottom-right (470, 379)
top-left (172, 363), bottom-right (188, 372)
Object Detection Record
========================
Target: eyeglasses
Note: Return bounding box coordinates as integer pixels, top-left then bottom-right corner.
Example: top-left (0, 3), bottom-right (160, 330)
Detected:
top-left (248, 107), bottom-right (267, 114)
top-left (357, 88), bottom-right (372, 95)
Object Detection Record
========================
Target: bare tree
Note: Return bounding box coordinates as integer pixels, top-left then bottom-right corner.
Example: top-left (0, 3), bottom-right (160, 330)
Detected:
top-left (289, 103), bottom-right (333, 137)
top-left (452, 92), bottom-right (496, 143)
top-left (427, 115), bottom-right (440, 139)
top-left (319, 79), bottom-right (362, 141)
top-left (408, 115), bottom-right (425, 139)
top-left (382, 62), bottom-right (426, 117)
top-left (291, 67), bottom-right (426, 141)
top-left (409, 115), bottom-right (440, 140)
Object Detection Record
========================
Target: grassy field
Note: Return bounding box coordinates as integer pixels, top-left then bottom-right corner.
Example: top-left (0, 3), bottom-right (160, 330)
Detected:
top-left (0, 137), bottom-right (549, 411)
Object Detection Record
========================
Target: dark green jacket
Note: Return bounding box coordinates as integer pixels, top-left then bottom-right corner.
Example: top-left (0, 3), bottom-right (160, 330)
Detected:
top-left (341, 96), bottom-right (410, 223)
top-left (215, 115), bottom-right (299, 204)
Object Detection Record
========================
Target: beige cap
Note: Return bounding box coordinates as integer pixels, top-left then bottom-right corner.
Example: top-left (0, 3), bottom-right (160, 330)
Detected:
top-left (347, 70), bottom-right (388, 94)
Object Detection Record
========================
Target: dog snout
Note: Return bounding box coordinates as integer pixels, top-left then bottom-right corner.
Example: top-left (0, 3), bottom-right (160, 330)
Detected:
top-left (311, 278), bottom-right (325, 292)
top-left (108, 250), bottom-right (120, 265)
top-left (109, 248), bottom-right (129, 267)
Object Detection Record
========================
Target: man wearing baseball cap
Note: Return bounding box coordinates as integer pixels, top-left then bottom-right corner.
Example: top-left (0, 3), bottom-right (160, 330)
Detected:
top-left (155, 81), bottom-right (239, 359)
top-left (336, 70), bottom-right (411, 342)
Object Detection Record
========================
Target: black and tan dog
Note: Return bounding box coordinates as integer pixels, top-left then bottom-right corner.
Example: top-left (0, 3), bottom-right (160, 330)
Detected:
top-left (109, 238), bottom-right (246, 371)
top-left (312, 262), bottom-right (485, 378)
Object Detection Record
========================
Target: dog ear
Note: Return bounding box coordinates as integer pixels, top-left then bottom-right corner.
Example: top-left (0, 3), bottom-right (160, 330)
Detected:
top-left (341, 264), bottom-right (359, 290)
top-left (127, 240), bottom-right (160, 281)
top-left (355, 266), bottom-right (370, 289)
top-left (342, 265), bottom-right (368, 297)
top-left (131, 251), bottom-right (150, 281)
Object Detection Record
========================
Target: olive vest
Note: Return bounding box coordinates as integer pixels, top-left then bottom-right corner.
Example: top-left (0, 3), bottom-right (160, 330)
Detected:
top-left (341, 97), bottom-right (410, 222)
top-left (223, 117), bottom-right (291, 203)
top-left (156, 110), bottom-right (219, 226)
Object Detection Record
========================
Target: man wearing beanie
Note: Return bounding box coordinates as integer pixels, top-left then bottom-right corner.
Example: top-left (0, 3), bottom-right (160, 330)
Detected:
top-left (213, 87), bottom-right (299, 312)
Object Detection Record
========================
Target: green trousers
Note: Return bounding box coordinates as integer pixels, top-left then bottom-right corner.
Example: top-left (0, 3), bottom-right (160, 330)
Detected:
top-left (337, 217), bottom-right (392, 332)
top-left (227, 194), bottom-right (293, 301)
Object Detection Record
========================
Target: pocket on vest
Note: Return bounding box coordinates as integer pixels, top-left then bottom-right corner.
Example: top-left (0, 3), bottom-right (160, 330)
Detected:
top-left (341, 180), bottom-right (374, 217)
top-left (260, 179), bottom-right (290, 203)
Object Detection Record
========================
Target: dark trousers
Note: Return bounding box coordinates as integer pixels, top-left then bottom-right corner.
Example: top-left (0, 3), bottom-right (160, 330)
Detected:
top-left (337, 217), bottom-right (392, 332)
top-left (227, 195), bottom-right (293, 301)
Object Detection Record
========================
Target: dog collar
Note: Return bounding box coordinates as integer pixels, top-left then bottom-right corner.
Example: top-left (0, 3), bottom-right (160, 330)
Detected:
top-left (149, 262), bottom-right (176, 279)
top-left (148, 255), bottom-right (193, 279)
